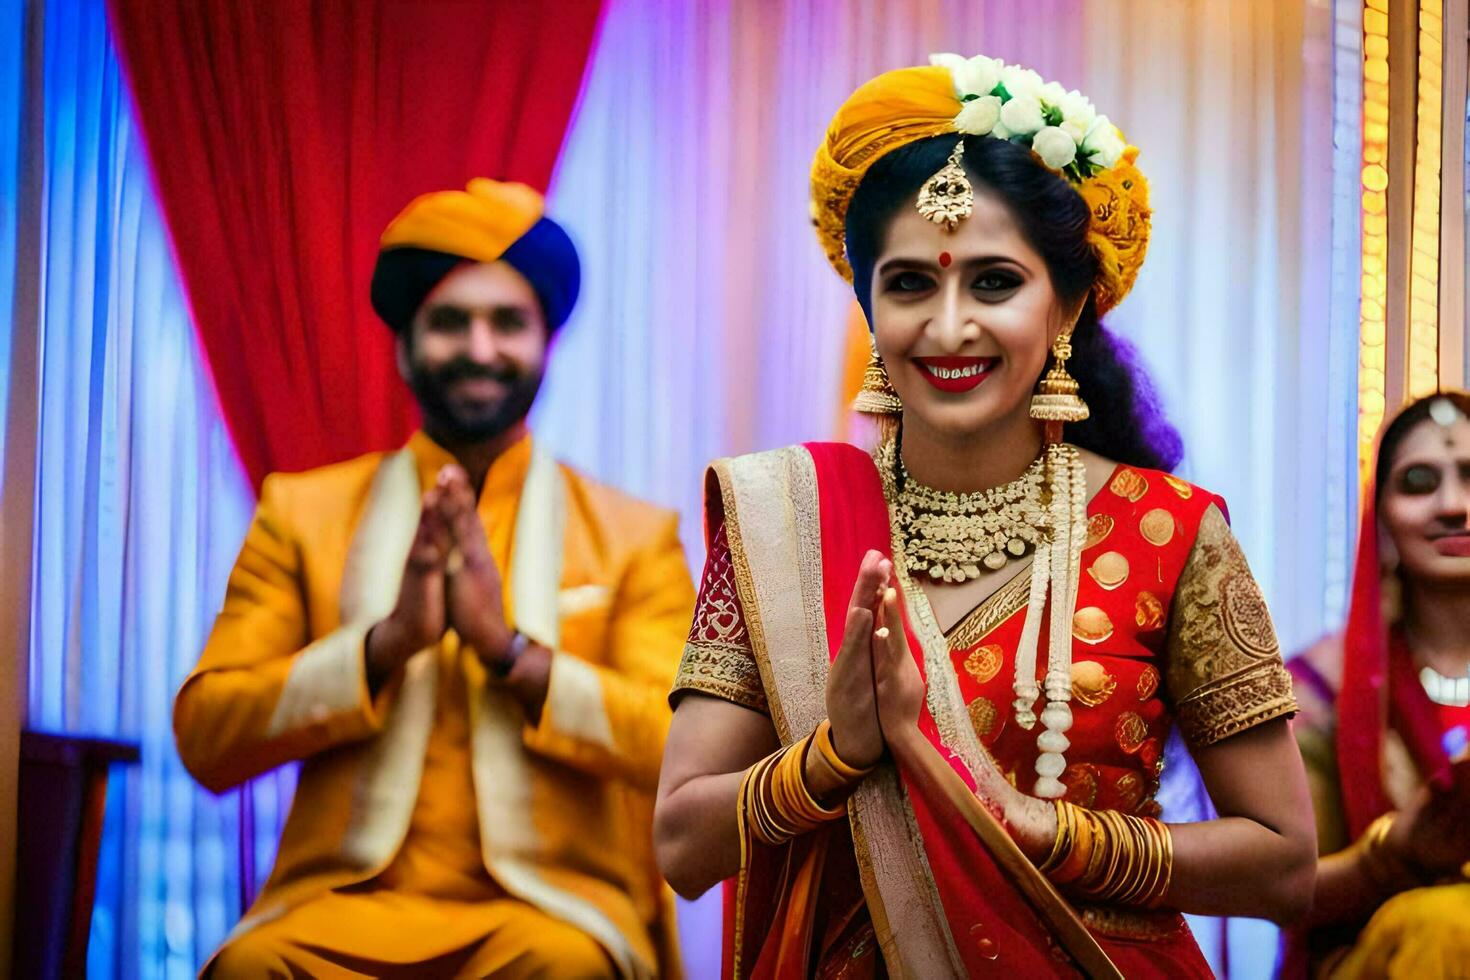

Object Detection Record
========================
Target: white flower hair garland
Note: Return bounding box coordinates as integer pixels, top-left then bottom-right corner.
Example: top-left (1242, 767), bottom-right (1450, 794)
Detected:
top-left (929, 53), bottom-right (1125, 181)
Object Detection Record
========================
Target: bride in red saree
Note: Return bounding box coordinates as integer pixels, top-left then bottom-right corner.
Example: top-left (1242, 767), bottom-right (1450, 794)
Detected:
top-left (654, 55), bottom-right (1316, 978)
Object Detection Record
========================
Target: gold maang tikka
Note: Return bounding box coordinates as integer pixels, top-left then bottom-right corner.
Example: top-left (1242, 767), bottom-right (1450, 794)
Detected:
top-left (916, 140), bottom-right (973, 230)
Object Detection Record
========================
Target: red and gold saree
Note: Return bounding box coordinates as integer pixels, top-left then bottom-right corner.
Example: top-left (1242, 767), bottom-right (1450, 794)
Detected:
top-left (675, 443), bottom-right (1297, 978)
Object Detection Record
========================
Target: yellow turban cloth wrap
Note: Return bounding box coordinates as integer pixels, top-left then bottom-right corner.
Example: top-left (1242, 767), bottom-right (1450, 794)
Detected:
top-left (371, 178), bottom-right (581, 331)
top-left (380, 178), bottom-right (544, 263)
top-left (810, 63), bottom-right (1151, 316)
top-left (810, 66), bottom-right (957, 284)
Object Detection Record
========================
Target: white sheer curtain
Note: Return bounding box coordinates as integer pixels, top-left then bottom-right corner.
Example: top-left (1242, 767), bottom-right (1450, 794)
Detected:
top-left (543, 0), bottom-right (1345, 653)
top-left (16, 0), bottom-right (267, 975)
top-left (1081, 0), bottom-right (1349, 651)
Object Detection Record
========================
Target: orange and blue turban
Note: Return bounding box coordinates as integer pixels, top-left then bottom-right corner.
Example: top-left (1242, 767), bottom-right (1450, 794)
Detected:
top-left (370, 178), bottom-right (581, 332)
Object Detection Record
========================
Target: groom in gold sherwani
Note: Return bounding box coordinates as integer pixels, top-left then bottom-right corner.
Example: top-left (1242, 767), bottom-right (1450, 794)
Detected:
top-left (176, 179), bottom-right (693, 979)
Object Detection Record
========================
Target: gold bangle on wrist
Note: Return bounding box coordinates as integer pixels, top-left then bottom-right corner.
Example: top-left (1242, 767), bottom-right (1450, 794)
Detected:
top-left (1357, 812), bottom-right (1423, 892)
top-left (1041, 799), bottom-right (1093, 883)
top-left (1054, 806), bottom-right (1097, 884)
top-left (1147, 815), bottom-right (1175, 909)
top-left (1039, 799), bottom-right (1072, 873)
top-left (814, 718), bottom-right (876, 782)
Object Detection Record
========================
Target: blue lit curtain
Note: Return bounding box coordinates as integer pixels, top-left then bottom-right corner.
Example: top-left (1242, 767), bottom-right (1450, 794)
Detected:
top-left (18, 0), bottom-right (282, 974)
top-left (0, 1), bottom-right (23, 434)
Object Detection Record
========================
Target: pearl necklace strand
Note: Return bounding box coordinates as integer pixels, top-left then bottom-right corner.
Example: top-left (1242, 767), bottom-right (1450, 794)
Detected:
top-left (1010, 443), bottom-right (1087, 798)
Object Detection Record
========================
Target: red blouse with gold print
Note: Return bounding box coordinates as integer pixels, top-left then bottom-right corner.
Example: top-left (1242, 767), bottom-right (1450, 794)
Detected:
top-left (674, 464), bottom-right (1298, 820)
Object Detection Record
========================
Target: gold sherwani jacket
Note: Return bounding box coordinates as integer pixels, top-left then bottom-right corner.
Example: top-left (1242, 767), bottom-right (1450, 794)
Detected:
top-left (175, 432), bottom-right (695, 978)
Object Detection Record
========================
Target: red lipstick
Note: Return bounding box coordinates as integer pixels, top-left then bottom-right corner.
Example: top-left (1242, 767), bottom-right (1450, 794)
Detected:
top-left (913, 356), bottom-right (996, 394)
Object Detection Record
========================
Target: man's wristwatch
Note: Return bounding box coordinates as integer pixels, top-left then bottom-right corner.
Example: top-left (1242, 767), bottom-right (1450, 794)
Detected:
top-left (491, 630), bottom-right (533, 679)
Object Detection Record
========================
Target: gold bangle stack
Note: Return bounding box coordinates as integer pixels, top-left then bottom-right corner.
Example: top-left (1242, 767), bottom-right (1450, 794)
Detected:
top-left (1039, 799), bottom-right (1174, 909)
top-left (740, 728), bottom-right (847, 847)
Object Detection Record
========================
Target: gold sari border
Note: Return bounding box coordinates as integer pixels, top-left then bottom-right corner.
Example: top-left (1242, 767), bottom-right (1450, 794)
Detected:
top-left (943, 566), bottom-right (1033, 649)
top-left (710, 448), bottom-right (828, 977)
top-left (1076, 903), bottom-right (1189, 943)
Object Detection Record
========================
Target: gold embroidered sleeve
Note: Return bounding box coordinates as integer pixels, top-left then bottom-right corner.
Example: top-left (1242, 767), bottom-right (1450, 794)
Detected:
top-left (670, 524), bottom-right (768, 714)
top-left (1164, 503), bottom-right (1297, 747)
top-left (673, 640), bottom-right (767, 713)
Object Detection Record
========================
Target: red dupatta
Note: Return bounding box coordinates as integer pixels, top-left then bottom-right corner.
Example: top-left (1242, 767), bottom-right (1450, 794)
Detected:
top-left (1336, 493), bottom-right (1455, 838)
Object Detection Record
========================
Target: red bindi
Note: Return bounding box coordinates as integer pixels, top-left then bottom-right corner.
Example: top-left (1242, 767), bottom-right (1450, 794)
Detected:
top-left (938, 251), bottom-right (952, 268)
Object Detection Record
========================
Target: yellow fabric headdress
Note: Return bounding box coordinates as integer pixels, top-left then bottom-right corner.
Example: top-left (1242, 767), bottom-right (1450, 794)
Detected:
top-left (811, 56), bottom-right (1151, 316)
top-left (371, 178), bottom-right (581, 331)
top-left (379, 178), bottom-right (544, 263)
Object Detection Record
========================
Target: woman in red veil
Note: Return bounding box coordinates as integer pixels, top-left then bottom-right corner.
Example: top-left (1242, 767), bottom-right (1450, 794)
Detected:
top-left (1286, 391), bottom-right (1470, 978)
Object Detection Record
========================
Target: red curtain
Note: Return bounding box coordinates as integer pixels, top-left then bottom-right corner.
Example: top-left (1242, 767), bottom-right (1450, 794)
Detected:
top-left (107, 0), bottom-right (603, 490)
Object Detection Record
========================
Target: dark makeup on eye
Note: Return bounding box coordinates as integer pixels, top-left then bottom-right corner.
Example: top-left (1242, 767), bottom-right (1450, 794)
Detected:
top-left (878, 257), bottom-right (1028, 298)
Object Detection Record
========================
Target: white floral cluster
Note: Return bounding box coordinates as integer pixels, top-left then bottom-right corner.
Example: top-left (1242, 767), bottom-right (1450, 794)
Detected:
top-left (929, 53), bottom-right (1125, 180)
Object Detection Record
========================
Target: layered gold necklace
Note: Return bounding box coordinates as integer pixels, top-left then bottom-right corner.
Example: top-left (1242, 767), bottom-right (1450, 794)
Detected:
top-left (879, 438), bottom-right (1089, 800)
top-left (882, 443), bottom-right (1047, 582)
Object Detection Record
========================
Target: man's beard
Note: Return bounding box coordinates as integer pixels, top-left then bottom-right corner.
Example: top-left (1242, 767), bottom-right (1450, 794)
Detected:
top-left (408, 355), bottom-right (543, 445)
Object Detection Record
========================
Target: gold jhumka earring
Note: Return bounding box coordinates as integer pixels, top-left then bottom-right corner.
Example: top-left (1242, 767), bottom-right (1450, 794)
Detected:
top-left (853, 339), bottom-right (903, 445)
top-left (853, 340), bottom-right (903, 415)
top-left (1030, 332), bottom-right (1089, 442)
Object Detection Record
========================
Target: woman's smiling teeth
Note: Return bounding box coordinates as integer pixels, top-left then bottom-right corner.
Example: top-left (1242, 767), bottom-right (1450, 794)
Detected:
top-left (927, 363), bottom-right (985, 379)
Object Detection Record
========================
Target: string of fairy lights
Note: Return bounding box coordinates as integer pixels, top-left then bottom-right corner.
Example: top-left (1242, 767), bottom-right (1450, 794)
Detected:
top-left (1360, 0), bottom-right (1391, 477)
top-left (1408, 0), bottom-right (1443, 402)
top-left (1359, 0), bottom-right (1462, 477)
